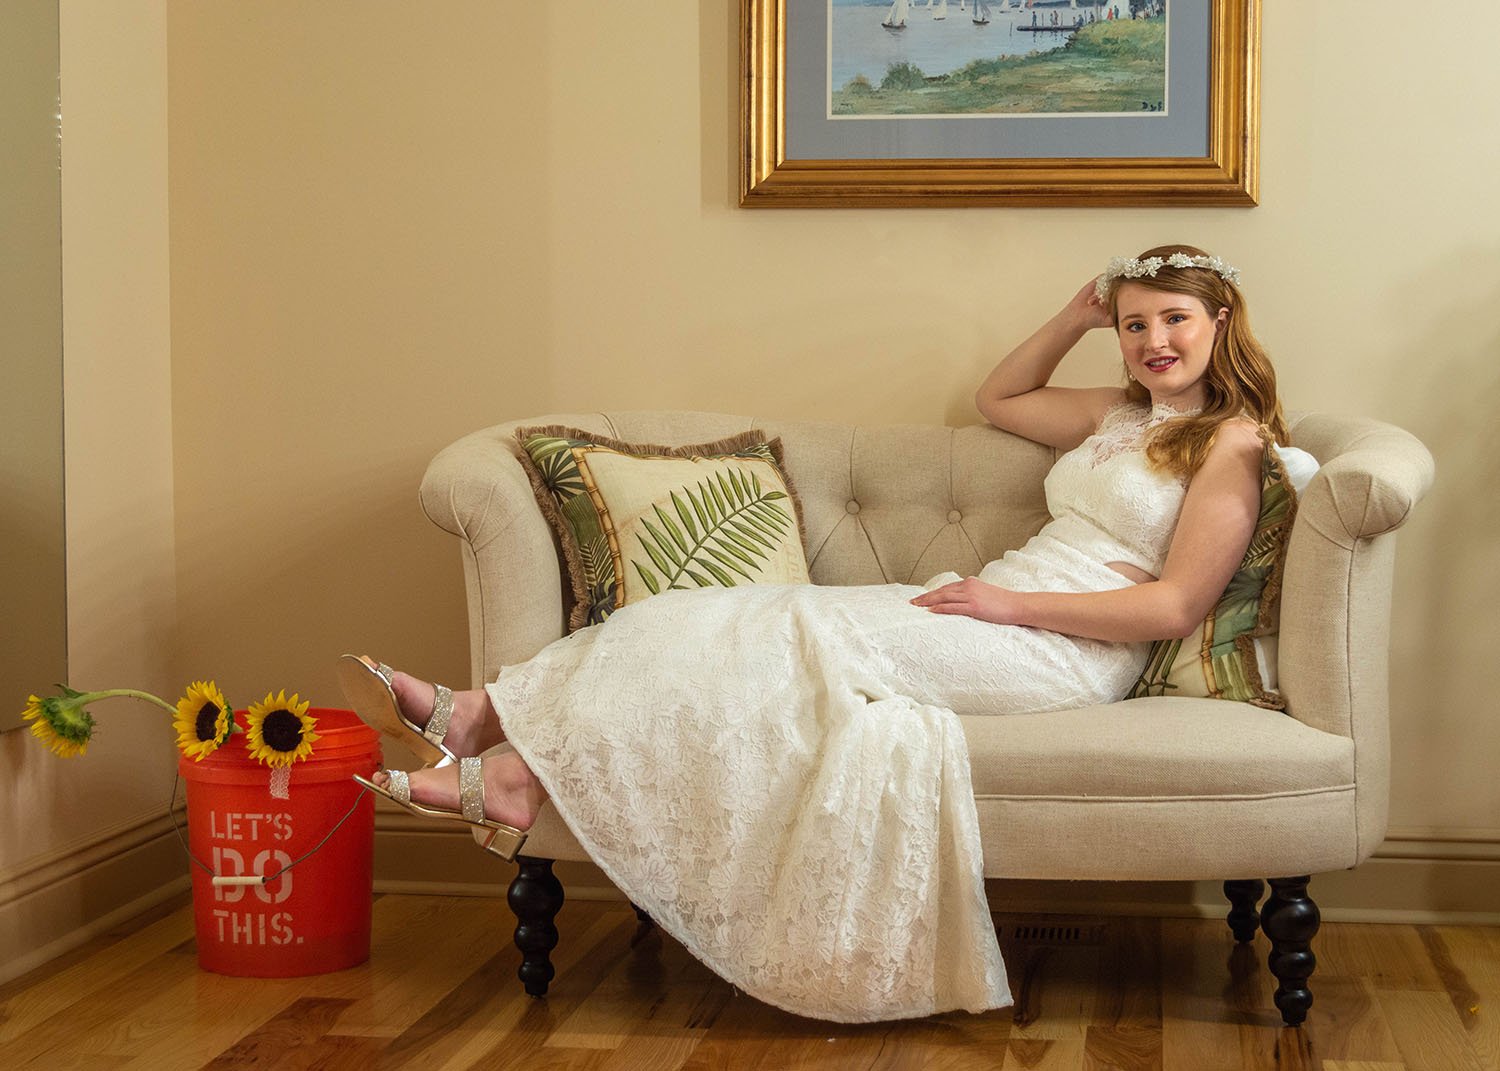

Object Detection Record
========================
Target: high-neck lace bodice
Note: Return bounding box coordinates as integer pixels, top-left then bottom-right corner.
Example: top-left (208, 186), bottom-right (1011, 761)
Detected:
top-left (1039, 402), bottom-right (1192, 577)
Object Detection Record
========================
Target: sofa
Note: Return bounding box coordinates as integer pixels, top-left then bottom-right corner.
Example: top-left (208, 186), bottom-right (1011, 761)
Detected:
top-left (418, 409), bottom-right (1434, 1027)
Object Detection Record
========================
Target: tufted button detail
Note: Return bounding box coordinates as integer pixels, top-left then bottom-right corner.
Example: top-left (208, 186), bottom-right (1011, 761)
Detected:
top-left (846, 500), bottom-right (861, 515)
top-left (947, 510), bottom-right (962, 524)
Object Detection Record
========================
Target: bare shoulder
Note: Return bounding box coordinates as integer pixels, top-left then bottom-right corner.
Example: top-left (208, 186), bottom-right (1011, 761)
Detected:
top-left (1066, 385), bottom-right (1135, 442)
top-left (1086, 386), bottom-right (1134, 425)
top-left (1212, 416), bottom-right (1266, 457)
top-left (1192, 417), bottom-right (1264, 491)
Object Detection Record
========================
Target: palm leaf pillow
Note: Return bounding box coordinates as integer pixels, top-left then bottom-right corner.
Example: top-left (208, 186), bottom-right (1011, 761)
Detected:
top-left (516, 426), bottom-right (810, 632)
top-left (1129, 442), bottom-right (1302, 710)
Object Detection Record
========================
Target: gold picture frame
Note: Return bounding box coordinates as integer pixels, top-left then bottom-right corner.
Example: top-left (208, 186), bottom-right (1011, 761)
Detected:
top-left (741, 0), bottom-right (1259, 207)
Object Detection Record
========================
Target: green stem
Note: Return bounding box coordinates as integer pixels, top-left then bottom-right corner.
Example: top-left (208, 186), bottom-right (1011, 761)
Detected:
top-left (76, 689), bottom-right (179, 715)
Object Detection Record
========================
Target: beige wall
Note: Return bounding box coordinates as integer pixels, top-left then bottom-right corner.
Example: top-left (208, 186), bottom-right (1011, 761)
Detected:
top-left (5, 1), bottom-right (1494, 977)
top-left (0, 2), bottom-right (180, 982)
top-left (165, 2), bottom-right (1500, 845)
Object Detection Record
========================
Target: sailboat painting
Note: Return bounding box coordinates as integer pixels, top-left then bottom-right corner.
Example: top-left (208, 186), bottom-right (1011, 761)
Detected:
top-left (829, 0), bottom-right (1167, 118)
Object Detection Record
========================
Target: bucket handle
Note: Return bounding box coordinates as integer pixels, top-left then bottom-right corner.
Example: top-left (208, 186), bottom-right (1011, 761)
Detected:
top-left (168, 771), bottom-right (371, 888)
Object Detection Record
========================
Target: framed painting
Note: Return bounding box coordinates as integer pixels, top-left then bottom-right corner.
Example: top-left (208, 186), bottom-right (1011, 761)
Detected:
top-left (741, 0), bottom-right (1259, 207)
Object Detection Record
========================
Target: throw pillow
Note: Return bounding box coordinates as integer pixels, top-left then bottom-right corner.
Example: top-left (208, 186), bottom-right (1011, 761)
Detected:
top-left (1129, 442), bottom-right (1302, 710)
top-left (516, 426), bottom-right (810, 632)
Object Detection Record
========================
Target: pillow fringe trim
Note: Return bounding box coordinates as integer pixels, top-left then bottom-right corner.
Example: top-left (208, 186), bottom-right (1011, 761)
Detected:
top-left (1234, 442), bottom-right (1300, 711)
top-left (513, 433), bottom-right (594, 633)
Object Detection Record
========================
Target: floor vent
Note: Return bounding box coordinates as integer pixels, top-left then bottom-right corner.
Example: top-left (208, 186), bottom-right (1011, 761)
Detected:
top-left (1000, 922), bottom-right (1106, 946)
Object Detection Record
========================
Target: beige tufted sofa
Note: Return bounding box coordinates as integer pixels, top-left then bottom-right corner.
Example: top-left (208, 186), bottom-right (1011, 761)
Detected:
top-left (419, 409), bottom-right (1434, 1027)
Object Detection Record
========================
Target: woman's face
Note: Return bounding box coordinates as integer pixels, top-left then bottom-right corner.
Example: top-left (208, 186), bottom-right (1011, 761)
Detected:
top-left (1114, 282), bottom-right (1228, 411)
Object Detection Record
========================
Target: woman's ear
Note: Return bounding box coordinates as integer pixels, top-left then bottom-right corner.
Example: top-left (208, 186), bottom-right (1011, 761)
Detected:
top-left (1214, 306), bottom-right (1229, 332)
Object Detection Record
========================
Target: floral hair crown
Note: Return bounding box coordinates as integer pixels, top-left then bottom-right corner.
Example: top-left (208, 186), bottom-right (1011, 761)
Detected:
top-left (1094, 252), bottom-right (1242, 301)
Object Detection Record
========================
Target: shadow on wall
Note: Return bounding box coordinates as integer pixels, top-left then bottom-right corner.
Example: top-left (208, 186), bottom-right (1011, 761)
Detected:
top-left (171, 463), bottom-right (472, 723)
top-left (1377, 246), bottom-right (1500, 826)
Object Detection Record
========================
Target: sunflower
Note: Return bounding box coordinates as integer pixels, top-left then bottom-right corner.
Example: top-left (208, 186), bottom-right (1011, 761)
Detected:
top-left (245, 690), bottom-right (319, 767)
top-left (22, 689), bottom-right (96, 758)
top-left (173, 680), bottom-right (234, 761)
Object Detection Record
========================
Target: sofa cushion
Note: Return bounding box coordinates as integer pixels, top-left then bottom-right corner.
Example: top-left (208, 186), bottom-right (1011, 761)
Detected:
top-left (959, 697), bottom-right (1354, 799)
top-left (1128, 442), bottom-right (1301, 709)
top-left (516, 426), bottom-right (810, 631)
top-left (505, 697), bottom-right (1357, 872)
top-left (971, 788), bottom-right (1358, 880)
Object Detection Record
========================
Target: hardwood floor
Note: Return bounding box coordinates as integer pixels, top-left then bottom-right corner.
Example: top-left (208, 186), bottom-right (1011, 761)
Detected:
top-left (1, 893), bottom-right (1495, 1070)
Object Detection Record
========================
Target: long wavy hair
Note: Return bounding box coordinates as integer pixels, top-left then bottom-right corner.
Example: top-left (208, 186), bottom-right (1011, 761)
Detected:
top-left (1105, 244), bottom-right (1288, 478)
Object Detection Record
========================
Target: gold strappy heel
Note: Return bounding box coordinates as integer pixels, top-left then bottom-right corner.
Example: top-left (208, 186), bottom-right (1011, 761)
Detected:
top-left (338, 653), bottom-right (458, 768)
top-left (353, 758), bottom-right (527, 862)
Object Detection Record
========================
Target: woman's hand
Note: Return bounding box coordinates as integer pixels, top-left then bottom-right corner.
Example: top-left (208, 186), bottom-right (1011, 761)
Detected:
top-left (1064, 277), bottom-right (1114, 332)
top-left (910, 577), bottom-right (1024, 625)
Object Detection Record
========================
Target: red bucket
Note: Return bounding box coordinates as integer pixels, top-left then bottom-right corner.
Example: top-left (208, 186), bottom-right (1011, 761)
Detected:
top-left (178, 707), bottom-right (381, 976)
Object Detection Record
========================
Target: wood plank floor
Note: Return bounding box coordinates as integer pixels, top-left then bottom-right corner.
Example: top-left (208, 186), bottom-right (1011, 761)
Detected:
top-left (1, 893), bottom-right (1495, 1070)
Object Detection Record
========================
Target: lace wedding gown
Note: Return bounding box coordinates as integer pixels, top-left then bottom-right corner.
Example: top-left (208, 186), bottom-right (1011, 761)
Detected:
top-left (486, 403), bottom-right (1190, 1022)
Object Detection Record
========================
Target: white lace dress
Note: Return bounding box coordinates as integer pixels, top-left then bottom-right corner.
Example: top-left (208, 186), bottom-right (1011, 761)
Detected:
top-left (486, 402), bottom-right (1189, 1022)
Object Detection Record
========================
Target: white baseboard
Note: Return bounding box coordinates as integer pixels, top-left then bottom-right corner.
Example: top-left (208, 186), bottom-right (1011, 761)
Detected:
top-left (0, 813), bottom-right (191, 987)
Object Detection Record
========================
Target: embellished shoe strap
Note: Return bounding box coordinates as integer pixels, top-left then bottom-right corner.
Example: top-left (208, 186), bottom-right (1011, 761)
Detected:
top-left (373, 661), bottom-right (395, 686)
top-left (423, 684), bottom-right (455, 749)
top-left (386, 769), bottom-right (411, 803)
top-left (458, 757), bottom-right (485, 824)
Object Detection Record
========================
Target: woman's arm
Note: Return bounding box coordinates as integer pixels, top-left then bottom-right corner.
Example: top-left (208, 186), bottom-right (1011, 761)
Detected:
top-left (912, 421), bottom-right (1264, 641)
top-left (976, 279), bottom-right (1128, 451)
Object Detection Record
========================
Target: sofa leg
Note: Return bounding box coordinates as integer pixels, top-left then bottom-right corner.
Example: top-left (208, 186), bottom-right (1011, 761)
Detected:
top-left (507, 855), bottom-right (565, 997)
top-left (627, 901), bottom-right (657, 947)
top-left (1223, 879), bottom-right (1265, 943)
top-left (1260, 875), bottom-right (1319, 1027)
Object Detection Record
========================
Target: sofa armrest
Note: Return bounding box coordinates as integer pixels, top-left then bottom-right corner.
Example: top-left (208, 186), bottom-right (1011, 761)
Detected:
top-left (1278, 413), bottom-right (1434, 862)
top-left (419, 426), bottom-right (568, 685)
top-left (1287, 413), bottom-right (1435, 544)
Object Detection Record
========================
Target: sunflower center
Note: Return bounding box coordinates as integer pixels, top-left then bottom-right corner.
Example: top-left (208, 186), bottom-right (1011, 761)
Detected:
top-left (262, 709), bottom-right (303, 752)
top-left (194, 702), bottom-right (222, 741)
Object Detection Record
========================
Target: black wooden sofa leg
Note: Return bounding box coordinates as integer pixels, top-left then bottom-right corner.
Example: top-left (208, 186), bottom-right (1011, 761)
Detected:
top-left (627, 901), bottom-right (657, 947)
top-left (1260, 875), bottom-right (1320, 1027)
top-left (1223, 879), bottom-right (1265, 943)
top-left (508, 855), bottom-right (564, 997)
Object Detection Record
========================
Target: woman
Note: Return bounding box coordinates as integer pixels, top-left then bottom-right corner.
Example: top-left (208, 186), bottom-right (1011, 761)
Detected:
top-left (344, 246), bottom-right (1283, 1022)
